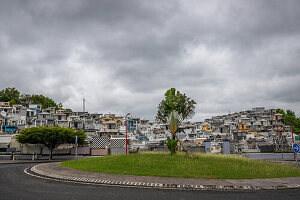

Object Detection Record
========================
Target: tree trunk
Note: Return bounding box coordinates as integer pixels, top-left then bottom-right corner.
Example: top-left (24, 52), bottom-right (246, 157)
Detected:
top-left (173, 133), bottom-right (186, 152)
top-left (49, 148), bottom-right (53, 160)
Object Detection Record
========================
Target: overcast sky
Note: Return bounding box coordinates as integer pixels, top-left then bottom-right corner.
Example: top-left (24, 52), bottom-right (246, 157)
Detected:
top-left (0, 0), bottom-right (300, 121)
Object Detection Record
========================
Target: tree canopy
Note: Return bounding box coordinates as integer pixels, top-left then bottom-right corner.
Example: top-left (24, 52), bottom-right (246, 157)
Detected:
top-left (16, 126), bottom-right (86, 159)
top-left (0, 87), bottom-right (65, 110)
top-left (156, 88), bottom-right (196, 123)
top-left (276, 108), bottom-right (300, 133)
top-left (0, 87), bottom-right (20, 104)
top-left (30, 94), bottom-right (61, 109)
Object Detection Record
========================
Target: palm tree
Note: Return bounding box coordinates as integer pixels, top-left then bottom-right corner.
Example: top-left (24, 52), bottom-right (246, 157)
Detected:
top-left (166, 111), bottom-right (181, 154)
top-left (169, 111), bottom-right (180, 140)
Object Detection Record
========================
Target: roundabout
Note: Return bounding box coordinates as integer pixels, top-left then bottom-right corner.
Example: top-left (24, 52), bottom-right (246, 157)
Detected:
top-left (1, 162), bottom-right (300, 200)
top-left (25, 158), bottom-right (300, 191)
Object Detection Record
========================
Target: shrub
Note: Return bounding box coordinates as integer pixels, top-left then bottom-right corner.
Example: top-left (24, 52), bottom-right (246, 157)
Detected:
top-left (166, 136), bottom-right (178, 155)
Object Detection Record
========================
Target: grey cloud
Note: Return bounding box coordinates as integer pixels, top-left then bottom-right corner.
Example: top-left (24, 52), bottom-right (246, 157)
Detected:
top-left (1, 0), bottom-right (300, 121)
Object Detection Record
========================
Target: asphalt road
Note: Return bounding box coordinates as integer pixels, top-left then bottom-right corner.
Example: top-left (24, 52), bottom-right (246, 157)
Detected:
top-left (0, 163), bottom-right (300, 200)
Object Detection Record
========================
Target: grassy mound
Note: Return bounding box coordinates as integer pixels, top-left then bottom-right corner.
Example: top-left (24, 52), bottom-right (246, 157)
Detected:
top-left (61, 152), bottom-right (300, 179)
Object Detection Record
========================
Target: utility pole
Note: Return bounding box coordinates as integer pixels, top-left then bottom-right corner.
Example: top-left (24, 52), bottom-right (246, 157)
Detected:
top-left (75, 136), bottom-right (78, 160)
top-left (83, 98), bottom-right (85, 113)
top-left (125, 113), bottom-right (130, 155)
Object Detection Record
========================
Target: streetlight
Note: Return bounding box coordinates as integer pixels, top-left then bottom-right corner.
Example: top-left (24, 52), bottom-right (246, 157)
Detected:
top-left (125, 113), bottom-right (130, 155)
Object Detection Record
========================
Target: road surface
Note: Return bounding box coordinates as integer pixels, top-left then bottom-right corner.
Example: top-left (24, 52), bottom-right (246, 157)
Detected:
top-left (0, 163), bottom-right (300, 200)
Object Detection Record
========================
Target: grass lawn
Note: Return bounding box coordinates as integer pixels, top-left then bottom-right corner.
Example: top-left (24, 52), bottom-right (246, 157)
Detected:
top-left (61, 152), bottom-right (300, 179)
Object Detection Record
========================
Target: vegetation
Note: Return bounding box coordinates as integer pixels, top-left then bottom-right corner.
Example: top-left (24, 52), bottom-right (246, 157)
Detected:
top-left (0, 87), bottom-right (65, 110)
top-left (156, 88), bottom-right (196, 123)
top-left (166, 137), bottom-right (178, 155)
top-left (16, 126), bottom-right (86, 159)
top-left (61, 152), bottom-right (300, 179)
top-left (0, 88), bottom-right (20, 104)
top-left (156, 88), bottom-right (196, 154)
top-left (166, 111), bottom-right (180, 154)
top-left (168, 110), bottom-right (180, 139)
top-left (276, 109), bottom-right (300, 132)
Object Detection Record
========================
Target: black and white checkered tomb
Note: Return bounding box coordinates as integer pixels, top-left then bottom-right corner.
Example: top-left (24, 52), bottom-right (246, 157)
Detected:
top-left (91, 137), bottom-right (126, 148)
top-left (92, 137), bottom-right (110, 148)
top-left (110, 138), bottom-right (126, 148)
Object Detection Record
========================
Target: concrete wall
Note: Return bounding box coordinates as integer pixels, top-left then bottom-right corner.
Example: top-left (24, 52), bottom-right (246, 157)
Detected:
top-left (42, 147), bottom-right (71, 155)
top-left (222, 140), bottom-right (230, 154)
top-left (152, 145), bottom-right (168, 152)
top-left (57, 121), bottom-right (69, 128)
top-left (21, 144), bottom-right (73, 155)
top-left (110, 147), bottom-right (126, 155)
top-left (184, 146), bottom-right (205, 153)
top-left (91, 148), bottom-right (109, 156)
top-left (10, 138), bottom-right (21, 148)
top-left (21, 144), bottom-right (42, 154)
top-left (71, 146), bottom-right (90, 155)
top-left (0, 135), bottom-right (14, 144)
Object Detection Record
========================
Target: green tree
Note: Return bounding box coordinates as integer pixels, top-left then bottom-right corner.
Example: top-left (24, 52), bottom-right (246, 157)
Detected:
top-left (21, 94), bottom-right (63, 109)
top-left (286, 110), bottom-right (295, 117)
top-left (16, 127), bottom-right (86, 160)
top-left (156, 88), bottom-right (196, 123)
top-left (31, 94), bottom-right (58, 109)
top-left (0, 87), bottom-right (65, 110)
top-left (0, 87), bottom-right (20, 104)
top-left (156, 88), bottom-right (196, 154)
top-left (19, 94), bottom-right (33, 106)
top-left (276, 108), bottom-right (285, 115)
top-left (276, 109), bottom-right (300, 133)
top-left (57, 103), bottom-right (63, 110)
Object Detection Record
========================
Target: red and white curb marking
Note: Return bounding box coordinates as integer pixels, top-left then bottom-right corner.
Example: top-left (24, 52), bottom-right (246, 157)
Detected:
top-left (24, 165), bottom-right (300, 191)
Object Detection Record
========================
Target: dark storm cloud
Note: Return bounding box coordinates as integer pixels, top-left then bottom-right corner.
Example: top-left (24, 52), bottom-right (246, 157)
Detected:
top-left (1, 0), bottom-right (300, 120)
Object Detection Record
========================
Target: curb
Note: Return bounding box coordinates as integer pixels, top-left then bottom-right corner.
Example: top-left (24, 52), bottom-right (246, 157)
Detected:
top-left (25, 164), bottom-right (300, 191)
top-left (0, 160), bottom-right (60, 165)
